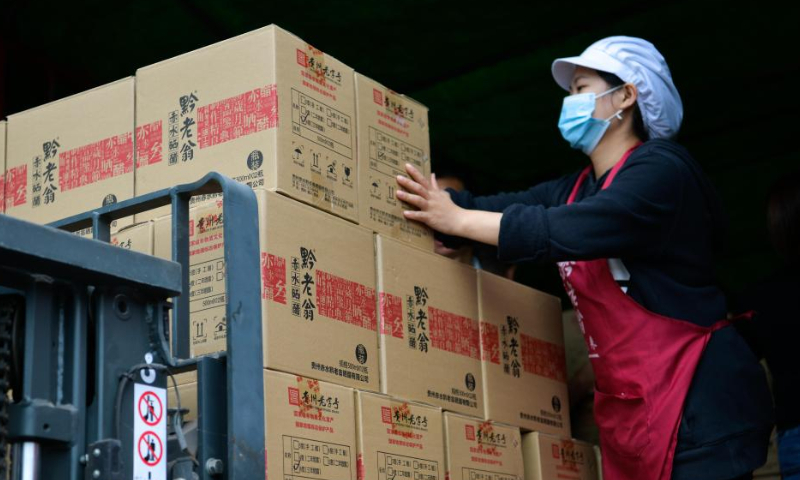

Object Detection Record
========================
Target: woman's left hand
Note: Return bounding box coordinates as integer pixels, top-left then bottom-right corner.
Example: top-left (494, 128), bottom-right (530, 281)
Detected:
top-left (396, 163), bottom-right (466, 236)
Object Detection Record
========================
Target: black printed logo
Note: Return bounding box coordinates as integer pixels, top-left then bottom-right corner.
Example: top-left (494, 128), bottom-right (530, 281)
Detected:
top-left (247, 150), bottom-right (264, 171)
top-left (102, 194), bottom-right (118, 207)
top-left (355, 344), bottom-right (368, 364)
top-left (552, 395), bottom-right (562, 413)
top-left (465, 373), bottom-right (476, 392)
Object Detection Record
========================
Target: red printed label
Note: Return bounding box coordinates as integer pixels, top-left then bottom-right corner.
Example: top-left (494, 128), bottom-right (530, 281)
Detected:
top-left (261, 253), bottom-right (287, 305)
top-left (288, 387), bottom-right (300, 406)
top-left (136, 120), bottom-right (163, 167)
top-left (521, 333), bottom-right (567, 383)
top-left (480, 322), bottom-right (500, 364)
top-left (5, 165), bottom-right (27, 209)
top-left (379, 292), bottom-right (404, 339)
top-left (357, 453), bottom-right (365, 480)
top-left (0, 172), bottom-right (5, 213)
top-left (373, 88), bottom-right (384, 106)
top-left (465, 424), bottom-right (476, 441)
top-left (381, 406), bottom-right (393, 424)
top-left (58, 132), bottom-right (133, 192)
top-left (197, 85), bottom-right (278, 149)
top-left (429, 307), bottom-right (480, 360)
top-left (296, 49), bottom-right (308, 67)
top-left (316, 271), bottom-right (376, 331)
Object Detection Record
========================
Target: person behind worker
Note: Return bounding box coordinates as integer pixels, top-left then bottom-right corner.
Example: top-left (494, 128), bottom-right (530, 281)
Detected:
top-left (395, 36), bottom-right (773, 480)
top-left (733, 172), bottom-right (800, 480)
top-left (431, 160), bottom-right (516, 279)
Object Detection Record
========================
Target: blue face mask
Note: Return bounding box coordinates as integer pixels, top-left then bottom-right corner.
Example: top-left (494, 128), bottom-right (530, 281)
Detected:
top-left (558, 85), bottom-right (625, 155)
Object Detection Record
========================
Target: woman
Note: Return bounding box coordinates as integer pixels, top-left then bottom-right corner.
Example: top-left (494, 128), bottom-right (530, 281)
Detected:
top-left (396, 36), bottom-right (773, 480)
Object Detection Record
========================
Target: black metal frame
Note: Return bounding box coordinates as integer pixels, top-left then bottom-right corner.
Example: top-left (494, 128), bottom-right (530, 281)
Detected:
top-left (2, 172), bottom-right (265, 480)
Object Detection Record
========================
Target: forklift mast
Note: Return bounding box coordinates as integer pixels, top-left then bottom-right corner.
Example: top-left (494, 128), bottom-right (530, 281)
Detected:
top-left (0, 173), bottom-right (266, 480)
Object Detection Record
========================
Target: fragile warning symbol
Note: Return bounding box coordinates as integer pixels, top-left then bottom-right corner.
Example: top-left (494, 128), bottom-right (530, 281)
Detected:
top-left (138, 431), bottom-right (163, 467)
top-left (138, 391), bottom-right (163, 426)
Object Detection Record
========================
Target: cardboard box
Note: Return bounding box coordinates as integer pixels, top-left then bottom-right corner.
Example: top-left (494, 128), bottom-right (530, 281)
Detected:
top-left (521, 432), bottom-right (599, 480)
top-left (108, 221), bottom-right (154, 253)
top-left (266, 369), bottom-right (357, 480)
top-left (593, 446), bottom-right (602, 480)
top-left (167, 369), bottom-right (359, 476)
top-left (5, 78), bottom-right (135, 226)
top-left (135, 25), bottom-right (357, 223)
top-left (154, 190), bottom-right (379, 390)
top-left (355, 390), bottom-right (444, 480)
top-left (477, 271), bottom-right (569, 436)
top-left (354, 74), bottom-right (432, 251)
top-left (167, 371), bottom-right (198, 422)
top-left (1, 121), bottom-right (6, 214)
top-left (443, 413), bottom-right (524, 480)
top-left (375, 235), bottom-right (483, 416)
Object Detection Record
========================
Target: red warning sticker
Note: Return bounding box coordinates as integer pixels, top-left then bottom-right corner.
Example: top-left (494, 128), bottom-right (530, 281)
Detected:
top-left (137, 430), bottom-right (163, 467)
top-left (133, 382), bottom-right (166, 480)
top-left (138, 390), bottom-right (164, 426)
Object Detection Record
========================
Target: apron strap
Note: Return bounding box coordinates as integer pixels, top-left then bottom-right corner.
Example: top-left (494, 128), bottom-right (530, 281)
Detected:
top-left (566, 142), bottom-right (644, 206)
top-left (566, 167), bottom-right (592, 205)
top-left (601, 142), bottom-right (644, 190)
top-left (710, 310), bottom-right (755, 333)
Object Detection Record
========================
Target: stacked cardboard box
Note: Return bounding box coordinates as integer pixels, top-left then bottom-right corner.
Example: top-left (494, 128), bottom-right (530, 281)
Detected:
top-left (154, 189), bottom-right (380, 391)
top-left (594, 446), bottom-right (602, 480)
top-left (4, 78), bottom-right (135, 228)
top-left (521, 432), bottom-right (599, 480)
top-left (265, 370), bottom-right (357, 480)
top-left (443, 413), bottom-right (525, 480)
top-left (166, 371), bottom-right (199, 422)
top-left (477, 271), bottom-right (570, 436)
top-left (354, 74), bottom-right (432, 251)
top-left (375, 234), bottom-right (483, 417)
top-left (355, 390), bottom-right (444, 480)
top-left (135, 25), bottom-right (357, 223)
top-left (109, 221), bottom-right (154, 253)
top-left (1, 24), bottom-right (590, 480)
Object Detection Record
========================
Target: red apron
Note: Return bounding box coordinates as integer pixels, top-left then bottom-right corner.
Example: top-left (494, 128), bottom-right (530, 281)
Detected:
top-left (557, 145), bottom-right (741, 480)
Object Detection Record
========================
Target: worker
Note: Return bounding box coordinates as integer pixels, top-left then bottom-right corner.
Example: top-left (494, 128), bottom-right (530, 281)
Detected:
top-left (395, 36), bottom-right (773, 480)
top-left (733, 172), bottom-right (800, 480)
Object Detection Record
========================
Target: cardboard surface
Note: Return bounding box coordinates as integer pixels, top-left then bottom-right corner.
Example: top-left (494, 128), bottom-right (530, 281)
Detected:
top-left (5, 78), bottom-right (135, 226)
top-left (135, 25), bottom-right (357, 222)
top-left (265, 369), bottom-right (357, 480)
top-left (154, 190), bottom-right (379, 391)
top-left (375, 235), bottom-right (483, 417)
top-left (477, 271), bottom-right (569, 436)
top-left (521, 432), bottom-right (599, 480)
top-left (355, 390), bottom-right (444, 480)
top-left (443, 413), bottom-right (524, 480)
top-left (354, 74), bottom-right (432, 251)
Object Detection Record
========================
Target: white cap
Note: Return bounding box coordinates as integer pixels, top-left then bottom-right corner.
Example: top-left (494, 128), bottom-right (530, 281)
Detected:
top-left (552, 36), bottom-right (683, 140)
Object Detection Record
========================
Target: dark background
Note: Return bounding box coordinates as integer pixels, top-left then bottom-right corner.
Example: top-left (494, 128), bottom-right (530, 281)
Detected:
top-left (2, 1), bottom-right (798, 304)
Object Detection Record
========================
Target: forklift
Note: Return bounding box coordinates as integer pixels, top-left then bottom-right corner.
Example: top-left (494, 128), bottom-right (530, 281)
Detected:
top-left (0, 173), bottom-right (266, 480)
